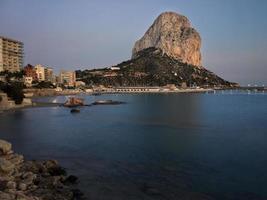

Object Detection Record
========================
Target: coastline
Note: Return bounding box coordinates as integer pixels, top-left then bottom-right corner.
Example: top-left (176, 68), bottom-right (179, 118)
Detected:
top-left (25, 87), bottom-right (215, 97)
top-left (2, 87), bottom-right (250, 113)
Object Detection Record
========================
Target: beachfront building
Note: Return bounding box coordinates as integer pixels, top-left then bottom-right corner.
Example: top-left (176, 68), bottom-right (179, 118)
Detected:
top-left (109, 66), bottom-right (120, 71)
top-left (163, 84), bottom-right (178, 91)
top-left (0, 36), bottom-right (24, 72)
top-left (59, 70), bottom-right (76, 87)
top-left (24, 76), bottom-right (33, 87)
top-left (44, 67), bottom-right (53, 82)
top-left (75, 81), bottom-right (86, 87)
top-left (35, 64), bottom-right (45, 81)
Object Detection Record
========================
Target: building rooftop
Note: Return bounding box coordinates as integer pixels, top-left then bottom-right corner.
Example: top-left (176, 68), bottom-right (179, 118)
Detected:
top-left (0, 36), bottom-right (23, 44)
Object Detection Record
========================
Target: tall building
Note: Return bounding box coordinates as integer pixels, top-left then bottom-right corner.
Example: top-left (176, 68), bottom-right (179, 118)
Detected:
top-left (60, 70), bottom-right (76, 87)
top-left (0, 36), bottom-right (24, 72)
top-left (44, 67), bottom-right (53, 82)
top-left (35, 64), bottom-right (45, 81)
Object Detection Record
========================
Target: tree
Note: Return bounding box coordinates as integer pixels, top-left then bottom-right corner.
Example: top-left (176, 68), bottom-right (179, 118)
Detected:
top-left (34, 81), bottom-right (55, 89)
top-left (1, 82), bottom-right (25, 104)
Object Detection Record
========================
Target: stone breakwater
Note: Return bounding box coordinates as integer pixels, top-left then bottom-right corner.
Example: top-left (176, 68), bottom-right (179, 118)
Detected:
top-left (0, 139), bottom-right (83, 200)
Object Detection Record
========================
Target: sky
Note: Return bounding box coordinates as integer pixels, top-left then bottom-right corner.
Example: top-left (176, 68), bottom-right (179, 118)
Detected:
top-left (0, 0), bottom-right (267, 86)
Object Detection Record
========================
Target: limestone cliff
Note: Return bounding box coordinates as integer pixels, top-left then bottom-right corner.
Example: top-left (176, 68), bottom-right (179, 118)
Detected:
top-left (132, 12), bottom-right (202, 67)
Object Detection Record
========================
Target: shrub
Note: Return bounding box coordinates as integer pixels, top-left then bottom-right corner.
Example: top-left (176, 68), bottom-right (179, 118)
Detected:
top-left (1, 82), bottom-right (25, 104)
top-left (35, 81), bottom-right (55, 89)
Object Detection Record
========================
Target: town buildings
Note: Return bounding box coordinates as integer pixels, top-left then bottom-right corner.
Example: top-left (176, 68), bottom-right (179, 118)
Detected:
top-left (0, 36), bottom-right (24, 72)
top-left (24, 64), bottom-right (55, 87)
top-left (59, 70), bottom-right (76, 87)
top-left (44, 67), bottom-right (53, 82)
top-left (109, 66), bottom-right (120, 71)
top-left (34, 64), bottom-right (45, 81)
top-left (24, 76), bottom-right (33, 87)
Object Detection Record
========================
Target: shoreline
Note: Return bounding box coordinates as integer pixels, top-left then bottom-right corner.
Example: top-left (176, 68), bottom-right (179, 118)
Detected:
top-left (27, 88), bottom-right (215, 97)
top-left (1, 88), bottom-right (262, 113)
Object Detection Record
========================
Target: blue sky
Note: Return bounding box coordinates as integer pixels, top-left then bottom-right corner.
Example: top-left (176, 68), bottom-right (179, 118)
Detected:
top-left (0, 0), bottom-right (267, 85)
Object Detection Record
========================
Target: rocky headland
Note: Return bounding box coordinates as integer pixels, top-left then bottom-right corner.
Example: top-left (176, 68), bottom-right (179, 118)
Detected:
top-left (0, 139), bottom-right (83, 200)
top-left (77, 11), bottom-right (237, 87)
top-left (77, 47), bottom-right (235, 87)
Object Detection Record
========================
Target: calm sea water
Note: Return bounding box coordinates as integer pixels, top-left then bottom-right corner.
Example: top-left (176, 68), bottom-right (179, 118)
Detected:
top-left (0, 91), bottom-right (267, 200)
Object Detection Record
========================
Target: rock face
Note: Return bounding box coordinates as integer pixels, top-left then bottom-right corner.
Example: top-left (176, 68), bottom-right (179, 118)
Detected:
top-left (132, 12), bottom-right (202, 67)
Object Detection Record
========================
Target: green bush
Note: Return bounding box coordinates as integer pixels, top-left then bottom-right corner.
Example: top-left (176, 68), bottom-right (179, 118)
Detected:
top-left (1, 82), bottom-right (25, 104)
top-left (34, 81), bottom-right (55, 89)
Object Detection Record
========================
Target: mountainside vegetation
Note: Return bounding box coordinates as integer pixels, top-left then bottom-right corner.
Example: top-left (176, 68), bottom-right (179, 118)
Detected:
top-left (76, 48), bottom-right (236, 87)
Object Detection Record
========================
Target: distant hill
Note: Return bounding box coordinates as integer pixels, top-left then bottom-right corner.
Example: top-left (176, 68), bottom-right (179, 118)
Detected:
top-left (76, 48), bottom-right (236, 87)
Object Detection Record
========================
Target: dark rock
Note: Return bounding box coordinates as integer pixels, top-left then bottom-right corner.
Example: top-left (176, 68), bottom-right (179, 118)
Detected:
top-left (63, 175), bottom-right (78, 185)
top-left (0, 180), bottom-right (7, 190)
top-left (43, 160), bottom-right (58, 169)
top-left (48, 166), bottom-right (66, 176)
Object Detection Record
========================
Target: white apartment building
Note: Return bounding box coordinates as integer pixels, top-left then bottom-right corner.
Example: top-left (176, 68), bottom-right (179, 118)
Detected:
top-left (0, 36), bottom-right (24, 72)
top-left (44, 67), bottom-right (53, 82)
top-left (35, 64), bottom-right (45, 81)
top-left (59, 70), bottom-right (76, 87)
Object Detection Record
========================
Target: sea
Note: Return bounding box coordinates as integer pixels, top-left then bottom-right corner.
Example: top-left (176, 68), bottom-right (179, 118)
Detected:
top-left (0, 90), bottom-right (267, 200)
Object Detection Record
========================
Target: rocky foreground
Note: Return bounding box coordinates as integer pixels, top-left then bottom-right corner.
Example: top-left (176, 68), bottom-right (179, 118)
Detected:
top-left (0, 139), bottom-right (83, 200)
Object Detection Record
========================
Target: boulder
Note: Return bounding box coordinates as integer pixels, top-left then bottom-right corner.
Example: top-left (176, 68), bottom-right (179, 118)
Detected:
top-left (0, 191), bottom-right (16, 200)
top-left (18, 183), bottom-right (27, 191)
top-left (0, 139), bottom-right (12, 155)
top-left (7, 154), bottom-right (24, 165)
top-left (6, 181), bottom-right (17, 189)
top-left (0, 158), bottom-right (15, 174)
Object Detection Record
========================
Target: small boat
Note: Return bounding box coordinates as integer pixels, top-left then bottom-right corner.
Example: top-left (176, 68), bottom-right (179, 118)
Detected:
top-left (64, 97), bottom-right (84, 107)
top-left (70, 108), bottom-right (80, 113)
